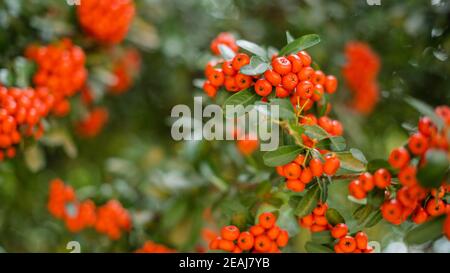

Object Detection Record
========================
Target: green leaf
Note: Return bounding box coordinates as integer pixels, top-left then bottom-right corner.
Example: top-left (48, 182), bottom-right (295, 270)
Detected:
top-left (417, 149), bottom-right (449, 189)
top-left (279, 34), bottom-right (321, 56)
top-left (305, 242), bottom-right (334, 253)
top-left (329, 136), bottom-right (346, 152)
top-left (366, 159), bottom-right (392, 173)
top-left (350, 148), bottom-right (368, 164)
top-left (405, 97), bottom-right (444, 131)
top-left (405, 215), bottom-right (445, 245)
top-left (353, 205), bottom-right (382, 228)
top-left (240, 55), bottom-right (269, 76)
top-left (161, 199), bottom-right (189, 230)
top-left (13, 57), bottom-right (36, 88)
top-left (303, 125), bottom-right (328, 140)
top-left (335, 151), bottom-right (367, 172)
top-left (236, 40), bottom-right (267, 58)
top-left (222, 89), bottom-right (259, 118)
top-left (286, 31), bottom-right (295, 43)
top-left (311, 231), bottom-right (333, 244)
top-left (367, 189), bottom-right (385, 208)
top-left (364, 210), bottom-right (382, 228)
top-left (263, 145), bottom-right (302, 167)
top-left (0, 69), bottom-right (13, 86)
top-left (325, 208), bottom-right (345, 226)
top-left (270, 98), bottom-right (296, 120)
top-left (318, 179), bottom-right (328, 203)
top-left (318, 93), bottom-right (329, 117)
top-left (218, 44), bottom-right (236, 60)
top-left (294, 184), bottom-right (320, 217)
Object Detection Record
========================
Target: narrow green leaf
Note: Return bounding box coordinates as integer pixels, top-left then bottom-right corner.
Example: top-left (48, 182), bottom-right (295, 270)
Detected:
top-left (405, 215), bottom-right (445, 245)
top-left (218, 44), bottom-right (236, 60)
top-left (279, 34), bottom-right (321, 56)
top-left (240, 56), bottom-right (269, 76)
top-left (305, 242), bottom-right (334, 253)
top-left (325, 208), bottom-right (345, 226)
top-left (335, 151), bottom-right (367, 172)
top-left (263, 145), bottom-right (302, 167)
top-left (223, 89), bottom-right (258, 118)
top-left (366, 159), bottom-right (392, 173)
top-left (311, 231), bottom-right (333, 244)
top-left (236, 39), bottom-right (267, 58)
top-left (329, 136), bottom-right (346, 152)
top-left (405, 97), bottom-right (444, 131)
top-left (303, 125), bottom-right (328, 140)
top-left (294, 184), bottom-right (320, 217)
top-left (350, 148), bottom-right (368, 164)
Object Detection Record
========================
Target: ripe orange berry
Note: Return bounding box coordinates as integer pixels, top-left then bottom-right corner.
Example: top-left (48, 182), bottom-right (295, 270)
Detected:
top-left (267, 226), bottom-right (280, 240)
top-left (207, 68), bottom-right (225, 87)
top-left (310, 224), bottom-right (327, 232)
top-left (221, 225), bottom-right (240, 241)
top-left (283, 162), bottom-right (301, 179)
top-left (276, 230), bottom-right (289, 247)
top-left (254, 79), bottom-right (272, 97)
top-left (334, 244), bottom-right (344, 253)
top-left (258, 212), bottom-right (276, 229)
top-left (425, 198), bottom-right (446, 216)
top-left (323, 154), bottom-right (340, 176)
top-left (324, 75), bottom-right (338, 94)
top-left (232, 53), bottom-right (250, 70)
top-left (349, 179), bottom-right (367, 199)
top-left (299, 214), bottom-right (314, 228)
top-left (431, 186), bottom-right (445, 199)
top-left (355, 232), bottom-right (368, 250)
top-left (381, 199), bottom-right (403, 225)
top-left (254, 235), bottom-right (271, 252)
top-left (373, 168), bottom-right (391, 188)
top-left (224, 76), bottom-right (239, 92)
top-left (338, 236), bottom-right (356, 253)
top-left (286, 179), bottom-right (306, 192)
top-left (272, 57), bottom-right (292, 75)
top-left (312, 70), bottom-right (326, 85)
top-left (331, 223), bottom-right (348, 239)
top-left (232, 246), bottom-right (242, 253)
top-left (398, 165), bottom-right (417, 187)
top-left (296, 80), bottom-right (314, 99)
top-left (314, 215), bottom-right (328, 226)
top-left (287, 54), bottom-right (303, 73)
top-left (418, 117), bottom-right (436, 137)
top-left (235, 73), bottom-right (252, 90)
top-left (264, 69), bottom-right (282, 86)
top-left (396, 186), bottom-right (417, 208)
top-left (222, 60), bottom-right (236, 76)
top-left (297, 51), bottom-right (312, 67)
top-left (388, 147), bottom-right (410, 169)
top-left (313, 203), bottom-right (328, 216)
top-left (275, 85), bottom-right (290, 98)
top-left (298, 66), bottom-right (314, 81)
top-left (203, 81), bottom-right (217, 97)
top-left (281, 73), bottom-right (299, 91)
top-left (209, 237), bottom-right (221, 250)
top-left (300, 167), bottom-right (313, 184)
top-left (309, 158), bottom-right (323, 177)
top-left (276, 166), bottom-right (285, 176)
top-left (311, 84), bottom-right (324, 102)
top-left (219, 239), bottom-right (235, 252)
top-left (294, 154), bottom-right (306, 165)
top-left (359, 172), bottom-right (374, 192)
top-left (408, 133), bottom-right (429, 155)
top-left (237, 231), bottom-right (254, 251)
top-left (249, 224), bottom-right (265, 236)
top-left (411, 206), bottom-right (428, 224)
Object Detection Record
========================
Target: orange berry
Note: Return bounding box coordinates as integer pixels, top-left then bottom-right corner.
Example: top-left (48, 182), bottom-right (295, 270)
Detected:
top-left (398, 165), bottom-right (417, 187)
top-left (388, 147), bottom-right (410, 169)
top-left (232, 53), bottom-right (250, 70)
top-left (324, 75), bottom-right (338, 94)
top-left (408, 133), bottom-right (429, 155)
top-left (294, 154), bottom-right (306, 165)
top-left (287, 54), bottom-right (303, 73)
top-left (281, 72), bottom-right (298, 91)
top-left (267, 226), bottom-right (280, 240)
top-left (272, 57), bottom-right (292, 75)
top-left (219, 239), bottom-right (235, 252)
top-left (283, 162), bottom-right (301, 179)
top-left (381, 199), bottom-right (403, 225)
top-left (249, 225), bottom-right (265, 236)
top-left (209, 237), bottom-right (221, 250)
top-left (264, 69), bottom-right (281, 86)
top-left (323, 154), bottom-right (340, 176)
top-left (309, 158), bottom-right (323, 177)
top-left (299, 214), bottom-right (314, 228)
top-left (237, 231), bottom-right (254, 251)
top-left (275, 85), bottom-right (290, 98)
top-left (258, 212), bottom-right (276, 229)
top-left (221, 225), bottom-right (240, 241)
top-left (373, 168), bottom-right (391, 189)
top-left (276, 230), bottom-right (289, 247)
top-left (331, 223), bottom-right (348, 239)
top-left (254, 235), bottom-right (271, 252)
top-left (300, 167), bottom-right (313, 184)
top-left (359, 172), bottom-right (374, 192)
top-left (286, 179), bottom-right (306, 192)
top-left (313, 203), bottom-right (328, 216)
top-left (425, 198), bottom-right (446, 216)
top-left (310, 224), bottom-right (327, 232)
top-left (298, 66), bottom-right (314, 81)
top-left (349, 179), bottom-right (367, 199)
top-left (254, 79), bottom-right (272, 97)
top-left (338, 236), bottom-right (356, 253)
top-left (355, 232), bottom-right (368, 250)
top-left (297, 51), bottom-right (312, 67)
top-left (411, 206), bottom-right (428, 224)
top-left (314, 215), bottom-right (328, 226)
top-left (312, 70), bottom-right (326, 85)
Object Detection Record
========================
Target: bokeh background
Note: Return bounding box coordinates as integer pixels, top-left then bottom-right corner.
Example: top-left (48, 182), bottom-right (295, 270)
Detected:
top-left (0, 0), bottom-right (448, 252)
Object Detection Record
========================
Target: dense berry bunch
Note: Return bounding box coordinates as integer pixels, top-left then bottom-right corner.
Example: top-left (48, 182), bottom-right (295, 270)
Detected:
top-left (0, 86), bottom-right (53, 160)
top-left (48, 179), bottom-right (131, 239)
top-left (203, 33), bottom-right (338, 104)
top-left (342, 42), bottom-right (380, 114)
top-left (298, 203), bottom-right (331, 232)
top-left (135, 241), bottom-right (175, 253)
top-left (77, 0), bottom-right (135, 45)
top-left (109, 48), bottom-right (142, 95)
top-left (209, 212), bottom-right (289, 253)
top-left (347, 106), bottom-right (449, 225)
top-left (276, 153), bottom-right (340, 192)
top-left (75, 107), bottom-right (109, 138)
top-left (26, 39), bottom-right (87, 117)
top-left (331, 223), bottom-right (373, 253)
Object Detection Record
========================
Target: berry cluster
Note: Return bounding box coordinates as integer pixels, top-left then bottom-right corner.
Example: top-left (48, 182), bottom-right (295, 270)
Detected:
top-left (48, 179), bottom-right (132, 239)
top-left (135, 241), bottom-right (175, 253)
top-left (209, 212), bottom-right (289, 253)
top-left (0, 86), bottom-right (53, 160)
top-left (331, 223), bottom-right (373, 253)
top-left (75, 107), bottom-right (109, 138)
top-left (276, 153), bottom-right (340, 192)
top-left (348, 169), bottom-right (391, 200)
top-left (77, 0), bottom-right (135, 45)
top-left (109, 48), bottom-right (141, 95)
top-left (342, 42), bottom-right (380, 114)
top-left (203, 33), bottom-right (338, 105)
top-left (298, 203), bottom-right (331, 232)
top-left (25, 39), bottom-right (87, 117)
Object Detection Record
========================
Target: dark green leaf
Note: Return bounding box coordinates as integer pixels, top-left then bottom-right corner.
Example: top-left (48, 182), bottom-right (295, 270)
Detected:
top-left (303, 125), bottom-right (328, 140)
top-left (236, 39), bottom-right (267, 58)
top-left (279, 34), bottom-right (321, 56)
top-left (240, 55), bottom-right (269, 75)
top-left (305, 242), bottom-right (334, 253)
top-left (405, 215), bottom-right (445, 245)
top-left (263, 145), bottom-right (302, 167)
top-left (366, 159), bottom-right (393, 173)
top-left (335, 151), bottom-right (367, 172)
top-left (223, 89), bottom-right (259, 118)
top-left (270, 98), bottom-right (296, 120)
top-left (417, 149), bottom-right (449, 189)
top-left (311, 231), bottom-right (333, 244)
top-left (325, 208), bottom-right (345, 226)
top-left (294, 184), bottom-right (320, 217)
top-left (367, 189), bottom-right (385, 208)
